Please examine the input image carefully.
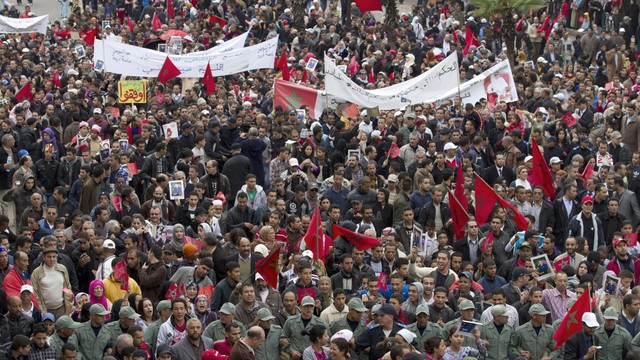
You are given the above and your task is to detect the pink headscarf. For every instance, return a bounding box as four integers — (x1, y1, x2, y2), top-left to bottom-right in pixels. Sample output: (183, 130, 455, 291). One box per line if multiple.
(89, 279, 110, 319)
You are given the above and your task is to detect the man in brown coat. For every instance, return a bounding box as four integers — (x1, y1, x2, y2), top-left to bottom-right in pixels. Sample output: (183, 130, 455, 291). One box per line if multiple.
(229, 326, 265, 360)
(622, 103, 640, 153)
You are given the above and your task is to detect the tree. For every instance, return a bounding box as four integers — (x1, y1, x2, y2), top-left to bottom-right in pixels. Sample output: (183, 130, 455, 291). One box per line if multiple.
(384, 0, 400, 46)
(468, 0, 546, 66)
(292, 0, 306, 30)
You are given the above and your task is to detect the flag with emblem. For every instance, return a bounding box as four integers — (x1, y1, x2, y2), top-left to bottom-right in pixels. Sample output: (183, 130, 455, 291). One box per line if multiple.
(274, 79, 326, 120)
(276, 52, 290, 81)
(113, 260, 129, 291)
(167, 0, 175, 20)
(157, 56, 181, 84)
(562, 112, 577, 127)
(303, 207, 330, 262)
(165, 282, 179, 300)
(183, 235, 203, 252)
(528, 139, 556, 201)
(15, 83, 33, 102)
(475, 173, 528, 230)
(388, 142, 401, 158)
(553, 290, 590, 349)
(449, 191, 470, 239)
(332, 224, 380, 250)
(481, 231, 494, 253)
(198, 284, 214, 302)
(255, 244, 281, 289)
(80, 27, 98, 46)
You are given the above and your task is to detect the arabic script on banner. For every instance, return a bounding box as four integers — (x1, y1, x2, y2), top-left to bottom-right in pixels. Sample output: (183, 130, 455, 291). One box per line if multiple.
(118, 81, 147, 103)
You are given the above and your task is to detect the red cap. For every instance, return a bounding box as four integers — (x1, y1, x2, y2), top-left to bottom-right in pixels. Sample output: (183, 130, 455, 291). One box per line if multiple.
(202, 350, 228, 360)
(416, 119, 426, 127)
(582, 195, 594, 204)
(614, 238, 627, 247)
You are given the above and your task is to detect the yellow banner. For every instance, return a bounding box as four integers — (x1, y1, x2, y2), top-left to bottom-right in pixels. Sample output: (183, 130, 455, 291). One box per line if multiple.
(118, 80, 147, 103)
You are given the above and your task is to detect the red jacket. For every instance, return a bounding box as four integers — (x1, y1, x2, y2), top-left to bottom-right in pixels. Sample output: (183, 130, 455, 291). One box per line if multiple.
(4, 266, 39, 307)
(606, 256, 640, 285)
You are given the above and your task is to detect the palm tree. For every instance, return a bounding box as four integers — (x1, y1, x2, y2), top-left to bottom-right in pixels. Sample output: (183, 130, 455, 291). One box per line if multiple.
(384, 0, 400, 46)
(292, 0, 306, 30)
(469, 0, 546, 66)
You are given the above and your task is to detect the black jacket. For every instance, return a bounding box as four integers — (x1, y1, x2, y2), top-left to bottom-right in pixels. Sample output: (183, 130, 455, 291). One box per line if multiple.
(356, 324, 404, 360)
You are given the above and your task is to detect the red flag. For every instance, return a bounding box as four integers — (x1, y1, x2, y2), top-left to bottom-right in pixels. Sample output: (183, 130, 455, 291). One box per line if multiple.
(52, 72, 61, 88)
(553, 291, 591, 349)
(303, 207, 330, 261)
(368, 67, 375, 84)
(581, 162, 594, 184)
(178, 282, 186, 298)
(481, 231, 494, 253)
(208, 15, 228, 28)
(184, 235, 203, 252)
(113, 260, 129, 291)
(111, 196, 122, 212)
(198, 284, 214, 302)
(354, 0, 382, 12)
(165, 283, 179, 300)
(625, 233, 639, 247)
(343, 103, 360, 119)
(528, 139, 556, 201)
(462, 24, 480, 56)
(277, 52, 291, 81)
(475, 174, 528, 230)
(152, 13, 162, 31)
(449, 191, 470, 239)
(537, 17, 550, 34)
(301, 69, 308, 84)
(455, 163, 469, 212)
(273, 79, 324, 120)
(127, 162, 138, 175)
(127, 17, 135, 32)
(15, 83, 33, 102)
(167, 0, 174, 20)
(452, 29, 459, 43)
(388, 142, 401, 158)
(157, 56, 181, 84)
(203, 62, 216, 96)
(331, 224, 380, 250)
(80, 27, 98, 46)
(562, 112, 577, 127)
(255, 245, 281, 289)
(377, 272, 388, 290)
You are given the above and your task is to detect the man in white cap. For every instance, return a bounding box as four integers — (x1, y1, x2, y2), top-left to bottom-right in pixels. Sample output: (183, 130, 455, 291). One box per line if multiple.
(564, 312, 600, 359)
(596, 307, 631, 359)
(96, 239, 117, 279)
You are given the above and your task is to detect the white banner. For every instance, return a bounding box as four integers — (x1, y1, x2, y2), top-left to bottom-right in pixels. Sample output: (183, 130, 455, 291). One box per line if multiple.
(324, 53, 459, 110)
(94, 36, 277, 78)
(182, 30, 249, 56)
(0, 14, 48, 34)
(439, 60, 519, 105)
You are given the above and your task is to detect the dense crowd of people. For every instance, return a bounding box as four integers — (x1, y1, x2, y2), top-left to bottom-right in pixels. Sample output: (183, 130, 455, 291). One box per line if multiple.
(4, 0, 640, 359)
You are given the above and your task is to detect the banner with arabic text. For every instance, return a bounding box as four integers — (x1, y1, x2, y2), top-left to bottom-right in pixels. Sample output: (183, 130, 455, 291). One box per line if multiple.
(439, 60, 519, 105)
(0, 14, 48, 34)
(94, 36, 277, 78)
(324, 53, 459, 110)
(118, 80, 147, 103)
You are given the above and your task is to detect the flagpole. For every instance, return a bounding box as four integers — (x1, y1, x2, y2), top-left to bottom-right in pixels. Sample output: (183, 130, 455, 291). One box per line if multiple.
(241, 243, 281, 285)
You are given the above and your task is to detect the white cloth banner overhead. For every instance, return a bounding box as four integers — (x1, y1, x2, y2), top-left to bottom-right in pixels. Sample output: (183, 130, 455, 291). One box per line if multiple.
(182, 30, 249, 56)
(0, 15, 48, 34)
(324, 53, 459, 110)
(94, 36, 277, 78)
(439, 60, 519, 105)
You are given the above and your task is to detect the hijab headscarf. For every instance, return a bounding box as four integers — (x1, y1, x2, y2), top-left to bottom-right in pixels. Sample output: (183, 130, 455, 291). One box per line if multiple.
(89, 279, 110, 320)
(42, 128, 59, 159)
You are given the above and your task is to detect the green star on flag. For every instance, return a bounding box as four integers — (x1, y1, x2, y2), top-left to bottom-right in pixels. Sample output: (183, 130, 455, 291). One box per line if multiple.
(273, 79, 326, 120)
(285, 90, 303, 109)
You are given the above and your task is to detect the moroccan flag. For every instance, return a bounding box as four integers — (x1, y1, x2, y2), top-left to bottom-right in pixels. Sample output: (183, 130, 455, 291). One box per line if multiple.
(553, 256, 571, 272)
(127, 17, 135, 32)
(167, 0, 174, 20)
(455, 163, 468, 212)
(303, 207, 329, 261)
(273, 79, 326, 120)
(625, 233, 639, 247)
(178, 282, 186, 298)
(562, 112, 577, 127)
(581, 162, 594, 184)
(165, 283, 179, 300)
(449, 191, 470, 239)
(354, 0, 382, 12)
(462, 24, 480, 56)
(152, 13, 162, 31)
(184, 235, 203, 252)
(377, 272, 389, 290)
(113, 260, 129, 291)
(332, 224, 380, 250)
(553, 291, 590, 349)
(52, 72, 61, 88)
(368, 67, 375, 84)
(15, 83, 33, 102)
(475, 174, 528, 230)
(255, 244, 281, 289)
(203, 62, 216, 96)
(209, 15, 228, 28)
(276, 52, 291, 81)
(537, 16, 550, 34)
(198, 284, 214, 302)
(127, 162, 138, 175)
(529, 139, 556, 201)
(481, 231, 494, 253)
(388, 142, 400, 158)
(80, 27, 98, 46)
(452, 29, 459, 43)
(158, 56, 181, 84)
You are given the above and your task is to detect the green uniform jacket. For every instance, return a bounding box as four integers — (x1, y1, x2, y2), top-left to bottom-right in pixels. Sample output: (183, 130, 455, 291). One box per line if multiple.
(74, 322, 113, 360)
(50, 333, 79, 358)
(509, 322, 555, 360)
(480, 321, 512, 360)
(596, 324, 631, 360)
(144, 319, 162, 354)
(281, 315, 327, 353)
(203, 319, 247, 341)
(103, 321, 127, 347)
(329, 316, 367, 338)
(256, 325, 283, 360)
(406, 322, 443, 352)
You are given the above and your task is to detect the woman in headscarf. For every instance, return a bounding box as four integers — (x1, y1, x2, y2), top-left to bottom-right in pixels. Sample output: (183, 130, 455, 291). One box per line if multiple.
(41, 128, 60, 159)
(169, 224, 186, 254)
(89, 279, 112, 320)
(412, 17, 425, 40)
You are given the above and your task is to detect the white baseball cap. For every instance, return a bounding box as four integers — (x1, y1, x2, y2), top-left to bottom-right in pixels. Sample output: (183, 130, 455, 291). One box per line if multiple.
(103, 240, 116, 250)
(444, 142, 458, 151)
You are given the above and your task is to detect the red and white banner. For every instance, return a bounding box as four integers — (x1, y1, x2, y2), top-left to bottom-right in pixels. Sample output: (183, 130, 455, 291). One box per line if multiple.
(440, 60, 518, 105)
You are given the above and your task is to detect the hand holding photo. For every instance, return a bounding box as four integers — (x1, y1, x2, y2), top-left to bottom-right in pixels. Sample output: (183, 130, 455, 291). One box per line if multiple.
(169, 180, 185, 200)
(531, 254, 554, 281)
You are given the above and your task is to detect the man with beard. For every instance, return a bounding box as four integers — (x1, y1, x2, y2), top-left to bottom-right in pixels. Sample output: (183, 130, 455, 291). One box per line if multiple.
(232, 283, 269, 328)
(564, 312, 601, 359)
(140, 185, 176, 222)
(201, 160, 231, 200)
(553, 237, 585, 271)
(173, 318, 214, 360)
(607, 237, 640, 285)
